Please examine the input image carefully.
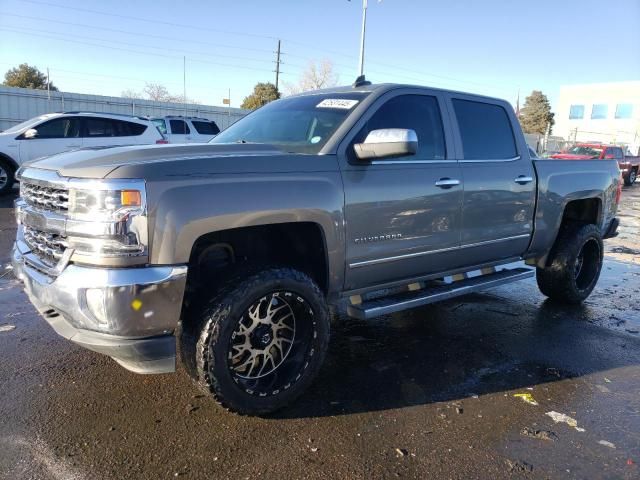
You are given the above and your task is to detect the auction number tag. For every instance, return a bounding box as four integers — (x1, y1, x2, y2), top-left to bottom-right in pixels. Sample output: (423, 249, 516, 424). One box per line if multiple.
(316, 99, 359, 109)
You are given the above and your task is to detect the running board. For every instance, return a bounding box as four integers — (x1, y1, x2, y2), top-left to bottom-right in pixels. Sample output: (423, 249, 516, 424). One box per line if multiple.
(347, 267, 534, 320)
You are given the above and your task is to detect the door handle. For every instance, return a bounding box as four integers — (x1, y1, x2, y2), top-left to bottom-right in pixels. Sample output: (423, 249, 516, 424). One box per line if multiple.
(435, 178, 460, 188)
(514, 175, 533, 184)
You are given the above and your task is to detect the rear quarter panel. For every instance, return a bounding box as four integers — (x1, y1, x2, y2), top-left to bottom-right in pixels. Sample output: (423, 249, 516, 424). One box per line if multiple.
(527, 159, 620, 260)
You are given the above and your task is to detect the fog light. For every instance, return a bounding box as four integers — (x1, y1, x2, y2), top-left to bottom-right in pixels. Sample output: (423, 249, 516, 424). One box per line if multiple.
(85, 288, 109, 327)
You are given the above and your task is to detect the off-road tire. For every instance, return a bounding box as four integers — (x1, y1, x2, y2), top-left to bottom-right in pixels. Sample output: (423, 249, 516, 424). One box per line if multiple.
(192, 267, 330, 415)
(624, 168, 637, 186)
(536, 223, 603, 304)
(0, 158, 15, 195)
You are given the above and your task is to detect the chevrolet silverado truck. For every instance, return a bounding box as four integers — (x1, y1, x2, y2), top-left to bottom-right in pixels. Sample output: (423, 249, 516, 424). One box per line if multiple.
(551, 143, 639, 186)
(11, 80, 622, 415)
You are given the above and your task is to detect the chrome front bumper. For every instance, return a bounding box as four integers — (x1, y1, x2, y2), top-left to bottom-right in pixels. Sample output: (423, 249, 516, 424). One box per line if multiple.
(11, 241, 188, 374)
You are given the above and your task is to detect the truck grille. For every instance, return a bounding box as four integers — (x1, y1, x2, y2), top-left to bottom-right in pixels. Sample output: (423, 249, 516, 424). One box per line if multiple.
(23, 225, 68, 266)
(21, 182, 69, 213)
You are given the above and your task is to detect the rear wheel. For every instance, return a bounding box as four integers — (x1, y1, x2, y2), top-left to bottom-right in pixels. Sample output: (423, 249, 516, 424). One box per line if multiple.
(0, 158, 15, 195)
(192, 267, 330, 415)
(536, 223, 603, 304)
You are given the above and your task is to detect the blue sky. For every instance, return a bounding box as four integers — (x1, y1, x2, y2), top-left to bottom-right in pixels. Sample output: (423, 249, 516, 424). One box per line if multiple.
(1, 0, 639, 110)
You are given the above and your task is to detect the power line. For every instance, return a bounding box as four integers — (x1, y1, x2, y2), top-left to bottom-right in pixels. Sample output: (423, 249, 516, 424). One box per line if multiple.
(11, 0, 504, 90)
(16, 0, 277, 40)
(3, 25, 275, 66)
(8, 0, 515, 93)
(0, 14, 313, 76)
(0, 27, 279, 75)
(2, 13, 275, 56)
(3, 25, 506, 95)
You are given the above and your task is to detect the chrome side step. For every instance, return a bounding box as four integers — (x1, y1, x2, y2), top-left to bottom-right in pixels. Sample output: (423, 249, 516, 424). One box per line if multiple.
(346, 267, 534, 320)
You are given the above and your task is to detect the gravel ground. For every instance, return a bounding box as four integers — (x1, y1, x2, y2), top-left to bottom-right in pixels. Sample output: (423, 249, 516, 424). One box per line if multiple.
(0, 184, 639, 480)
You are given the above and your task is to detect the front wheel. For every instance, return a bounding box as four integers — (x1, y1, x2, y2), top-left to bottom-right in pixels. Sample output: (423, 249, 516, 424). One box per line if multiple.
(193, 268, 330, 415)
(536, 223, 603, 304)
(624, 169, 637, 186)
(0, 158, 15, 195)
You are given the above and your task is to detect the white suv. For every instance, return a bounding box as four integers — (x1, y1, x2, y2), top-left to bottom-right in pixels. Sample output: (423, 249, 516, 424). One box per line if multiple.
(152, 116, 220, 144)
(0, 112, 165, 194)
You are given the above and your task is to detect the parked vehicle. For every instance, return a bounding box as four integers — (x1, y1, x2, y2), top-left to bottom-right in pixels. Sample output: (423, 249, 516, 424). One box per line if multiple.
(12, 81, 621, 415)
(0, 112, 165, 194)
(551, 143, 640, 186)
(151, 116, 220, 143)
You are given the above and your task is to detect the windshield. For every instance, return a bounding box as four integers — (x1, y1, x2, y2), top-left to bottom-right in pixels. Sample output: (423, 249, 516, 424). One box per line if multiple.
(2, 114, 55, 134)
(566, 146, 603, 158)
(210, 92, 368, 154)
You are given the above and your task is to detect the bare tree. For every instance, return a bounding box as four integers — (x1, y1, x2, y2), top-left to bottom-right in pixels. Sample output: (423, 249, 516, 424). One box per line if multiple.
(284, 59, 339, 95)
(120, 83, 200, 104)
(143, 83, 172, 102)
(121, 88, 142, 99)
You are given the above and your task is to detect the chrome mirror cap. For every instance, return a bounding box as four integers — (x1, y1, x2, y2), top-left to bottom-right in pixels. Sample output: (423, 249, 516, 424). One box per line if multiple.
(354, 128, 418, 161)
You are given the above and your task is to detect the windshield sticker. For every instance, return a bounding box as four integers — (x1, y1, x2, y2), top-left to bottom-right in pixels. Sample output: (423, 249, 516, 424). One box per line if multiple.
(310, 136, 322, 144)
(316, 99, 359, 109)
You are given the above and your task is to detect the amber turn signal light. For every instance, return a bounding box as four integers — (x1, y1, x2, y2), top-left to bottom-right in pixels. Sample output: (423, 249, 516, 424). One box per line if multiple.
(121, 190, 142, 207)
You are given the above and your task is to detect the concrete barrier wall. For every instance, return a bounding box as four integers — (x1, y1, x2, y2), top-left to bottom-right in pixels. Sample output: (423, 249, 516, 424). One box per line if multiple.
(0, 86, 247, 132)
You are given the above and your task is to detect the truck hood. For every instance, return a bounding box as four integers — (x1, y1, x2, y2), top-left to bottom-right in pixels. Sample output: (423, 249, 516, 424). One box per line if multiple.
(22, 143, 287, 178)
(550, 153, 599, 160)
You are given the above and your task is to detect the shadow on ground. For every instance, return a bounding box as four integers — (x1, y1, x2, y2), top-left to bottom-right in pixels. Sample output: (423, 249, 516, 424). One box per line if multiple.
(273, 293, 640, 419)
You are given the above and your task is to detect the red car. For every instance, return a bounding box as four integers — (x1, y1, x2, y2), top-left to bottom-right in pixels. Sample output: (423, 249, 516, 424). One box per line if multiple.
(552, 144, 639, 186)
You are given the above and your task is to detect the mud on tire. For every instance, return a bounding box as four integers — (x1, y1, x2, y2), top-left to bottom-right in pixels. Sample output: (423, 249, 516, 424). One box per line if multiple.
(189, 267, 330, 415)
(536, 223, 603, 304)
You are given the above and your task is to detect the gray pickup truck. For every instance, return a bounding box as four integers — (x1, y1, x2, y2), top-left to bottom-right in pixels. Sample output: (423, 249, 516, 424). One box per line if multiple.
(11, 81, 621, 415)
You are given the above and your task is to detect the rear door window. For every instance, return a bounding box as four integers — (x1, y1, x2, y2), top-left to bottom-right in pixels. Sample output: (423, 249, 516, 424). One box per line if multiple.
(192, 120, 220, 135)
(353, 94, 446, 160)
(169, 119, 190, 134)
(452, 99, 517, 160)
(84, 117, 115, 137)
(112, 120, 147, 137)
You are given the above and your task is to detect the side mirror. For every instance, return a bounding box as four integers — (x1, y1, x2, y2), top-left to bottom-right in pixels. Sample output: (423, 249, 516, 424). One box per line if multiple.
(354, 128, 418, 161)
(23, 128, 38, 139)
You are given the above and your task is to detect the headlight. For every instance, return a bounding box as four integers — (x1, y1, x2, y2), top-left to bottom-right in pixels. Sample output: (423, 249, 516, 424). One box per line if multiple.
(69, 186, 143, 221)
(65, 179, 148, 264)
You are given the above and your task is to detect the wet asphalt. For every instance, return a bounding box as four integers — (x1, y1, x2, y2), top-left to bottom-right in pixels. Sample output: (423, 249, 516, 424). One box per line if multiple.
(0, 185, 639, 480)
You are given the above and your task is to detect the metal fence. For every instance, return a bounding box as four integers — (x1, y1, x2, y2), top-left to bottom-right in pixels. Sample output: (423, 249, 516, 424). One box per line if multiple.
(0, 86, 247, 132)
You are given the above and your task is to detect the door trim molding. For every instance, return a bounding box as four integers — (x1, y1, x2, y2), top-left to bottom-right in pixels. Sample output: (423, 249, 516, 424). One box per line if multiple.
(348, 234, 530, 269)
(459, 156, 521, 164)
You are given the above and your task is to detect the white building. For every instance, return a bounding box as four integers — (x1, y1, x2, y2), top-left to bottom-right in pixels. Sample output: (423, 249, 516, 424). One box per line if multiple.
(554, 81, 640, 155)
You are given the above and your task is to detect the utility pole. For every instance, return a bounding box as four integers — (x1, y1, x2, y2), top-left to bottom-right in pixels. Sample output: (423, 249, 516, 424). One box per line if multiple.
(274, 39, 282, 91)
(543, 121, 551, 153)
(46, 67, 51, 104)
(183, 56, 187, 118)
(358, 0, 368, 76)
